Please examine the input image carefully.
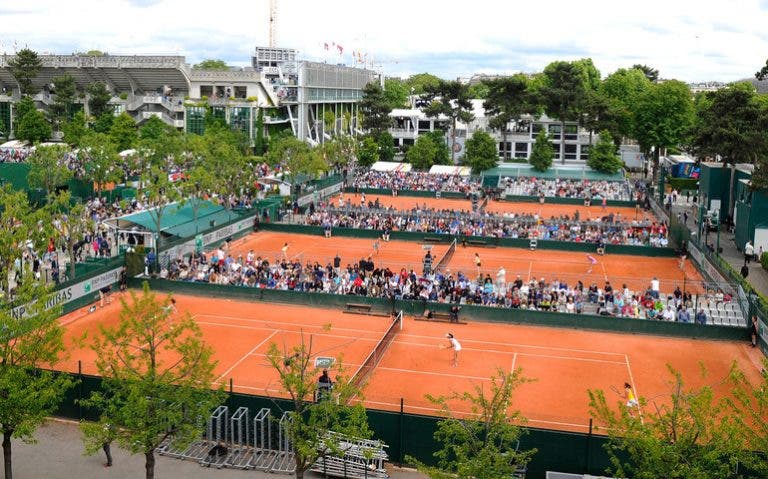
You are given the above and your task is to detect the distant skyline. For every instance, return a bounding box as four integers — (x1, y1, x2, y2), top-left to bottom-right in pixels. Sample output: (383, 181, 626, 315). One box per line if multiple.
(1, 0, 767, 82)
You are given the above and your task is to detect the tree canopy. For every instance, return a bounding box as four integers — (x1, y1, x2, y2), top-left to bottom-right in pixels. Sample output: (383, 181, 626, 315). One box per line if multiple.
(86, 82, 112, 118)
(529, 130, 554, 172)
(463, 130, 498, 173)
(359, 81, 392, 135)
(587, 130, 623, 174)
(8, 48, 42, 95)
(14, 108, 51, 144)
(422, 79, 474, 164)
(193, 59, 229, 70)
(407, 134, 439, 169)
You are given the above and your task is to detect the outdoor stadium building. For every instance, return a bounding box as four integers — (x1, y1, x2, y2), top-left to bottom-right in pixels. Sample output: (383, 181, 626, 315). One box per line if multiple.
(0, 47, 378, 145)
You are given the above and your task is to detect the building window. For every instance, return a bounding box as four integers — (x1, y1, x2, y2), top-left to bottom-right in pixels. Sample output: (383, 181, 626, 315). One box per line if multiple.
(514, 142, 529, 159)
(548, 124, 562, 140)
(564, 124, 578, 141)
(564, 143, 577, 160)
(234, 86, 247, 99)
(200, 85, 213, 98)
(580, 145, 590, 161)
(186, 106, 206, 135)
(230, 107, 250, 134)
(418, 120, 431, 132)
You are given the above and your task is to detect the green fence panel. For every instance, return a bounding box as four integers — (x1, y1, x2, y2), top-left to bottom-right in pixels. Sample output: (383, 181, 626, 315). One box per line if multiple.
(504, 195, 638, 208)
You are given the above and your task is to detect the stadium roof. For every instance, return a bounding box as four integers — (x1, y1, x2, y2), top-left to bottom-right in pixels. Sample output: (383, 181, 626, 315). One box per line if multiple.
(482, 164, 625, 181)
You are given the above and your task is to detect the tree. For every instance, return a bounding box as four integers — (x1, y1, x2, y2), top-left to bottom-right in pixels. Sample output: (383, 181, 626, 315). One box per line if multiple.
(86, 82, 112, 118)
(727, 359, 768, 475)
(587, 130, 623, 174)
(109, 112, 137, 152)
(690, 83, 768, 215)
(138, 116, 173, 143)
(467, 82, 489, 99)
(12, 97, 35, 124)
(422, 80, 474, 164)
(410, 368, 536, 479)
(50, 191, 92, 280)
(359, 81, 392, 135)
(588, 365, 744, 479)
(600, 68, 652, 140)
(425, 131, 450, 166)
(356, 136, 379, 168)
(539, 61, 589, 164)
(265, 334, 371, 479)
(483, 75, 534, 159)
(377, 131, 396, 161)
(0, 185, 76, 479)
(383, 77, 409, 109)
(254, 108, 266, 155)
(323, 110, 336, 136)
(320, 135, 356, 173)
(463, 131, 498, 173)
(80, 132, 122, 199)
(50, 74, 77, 130)
(26, 144, 73, 197)
(91, 112, 114, 134)
(406, 134, 439, 169)
(634, 80, 694, 182)
(61, 111, 88, 147)
(15, 109, 51, 144)
(193, 59, 229, 70)
(529, 130, 554, 172)
(7, 48, 42, 95)
(83, 283, 222, 479)
(632, 64, 660, 83)
(200, 128, 258, 214)
(405, 73, 442, 95)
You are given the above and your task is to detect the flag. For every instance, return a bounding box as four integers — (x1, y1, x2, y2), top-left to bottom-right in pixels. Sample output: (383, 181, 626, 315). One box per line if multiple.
(324, 42, 329, 50)
(337, 44, 343, 54)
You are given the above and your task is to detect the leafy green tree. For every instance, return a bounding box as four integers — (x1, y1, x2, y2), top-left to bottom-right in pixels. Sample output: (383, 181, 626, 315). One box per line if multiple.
(50, 74, 77, 130)
(539, 61, 589, 164)
(8, 48, 42, 95)
(265, 334, 371, 479)
(359, 81, 392, 135)
(425, 131, 450, 166)
(86, 82, 112, 118)
(407, 134, 439, 169)
(254, 108, 266, 155)
(529, 130, 554, 172)
(588, 365, 744, 479)
(422, 79, 474, 164)
(410, 368, 536, 479)
(0, 185, 76, 479)
(12, 96, 35, 124)
(80, 132, 122, 198)
(201, 128, 258, 214)
(51, 191, 92, 279)
(690, 82, 768, 214)
(83, 283, 222, 479)
(109, 112, 137, 151)
(377, 131, 396, 161)
(632, 64, 660, 83)
(15, 109, 51, 144)
(356, 135, 379, 167)
(91, 112, 114, 134)
(193, 59, 229, 70)
(138, 115, 173, 143)
(756, 59, 768, 80)
(26, 144, 73, 197)
(320, 135, 356, 173)
(384, 77, 409, 109)
(580, 90, 623, 146)
(634, 80, 695, 182)
(323, 110, 336, 135)
(601, 68, 652, 139)
(405, 73, 442, 95)
(483, 75, 534, 159)
(467, 82, 489, 99)
(463, 130, 498, 173)
(61, 111, 88, 147)
(587, 130, 623, 174)
(727, 359, 768, 475)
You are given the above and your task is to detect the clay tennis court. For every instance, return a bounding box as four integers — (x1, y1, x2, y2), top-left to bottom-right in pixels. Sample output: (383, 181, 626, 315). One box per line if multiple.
(336, 193, 655, 222)
(229, 231, 704, 294)
(55, 293, 763, 433)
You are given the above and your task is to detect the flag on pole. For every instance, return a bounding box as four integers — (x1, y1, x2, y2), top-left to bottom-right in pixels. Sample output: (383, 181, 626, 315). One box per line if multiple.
(337, 44, 344, 54)
(324, 42, 329, 50)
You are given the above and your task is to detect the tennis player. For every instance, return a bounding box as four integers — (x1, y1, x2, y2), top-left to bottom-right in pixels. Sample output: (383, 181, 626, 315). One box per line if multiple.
(163, 298, 177, 315)
(474, 253, 481, 274)
(586, 254, 598, 273)
(624, 382, 639, 408)
(446, 333, 462, 367)
(281, 242, 290, 259)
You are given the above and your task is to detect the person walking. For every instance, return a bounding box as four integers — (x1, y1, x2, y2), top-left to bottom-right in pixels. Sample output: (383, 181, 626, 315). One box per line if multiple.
(751, 315, 759, 348)
(745, 241, 755, 264)
(741, 262, 750, 279)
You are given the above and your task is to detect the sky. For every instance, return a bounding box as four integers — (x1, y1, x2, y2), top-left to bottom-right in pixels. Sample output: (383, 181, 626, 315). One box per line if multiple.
(1, 0, 767, 82)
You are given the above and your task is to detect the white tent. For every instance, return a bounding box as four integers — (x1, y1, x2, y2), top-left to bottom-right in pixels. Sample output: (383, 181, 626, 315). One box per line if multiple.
(119, 149, 137, 157)
(370, 161, 412, 172)
(429, 165, 472, 176)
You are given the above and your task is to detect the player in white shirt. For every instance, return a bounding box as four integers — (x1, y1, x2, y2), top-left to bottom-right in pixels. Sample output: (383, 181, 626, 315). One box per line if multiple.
(446, 333, 462, 367)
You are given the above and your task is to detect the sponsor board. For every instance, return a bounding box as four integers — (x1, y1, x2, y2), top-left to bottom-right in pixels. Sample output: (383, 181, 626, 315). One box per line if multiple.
(11, 267, 123, 320)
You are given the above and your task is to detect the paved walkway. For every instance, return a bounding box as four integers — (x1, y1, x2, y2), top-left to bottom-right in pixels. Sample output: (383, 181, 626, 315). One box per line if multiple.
(670, 201, 768, 298)
(12, 419, 426, 479)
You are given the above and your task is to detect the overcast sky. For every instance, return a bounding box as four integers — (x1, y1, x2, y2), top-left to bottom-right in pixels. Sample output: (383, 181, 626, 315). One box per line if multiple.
(1, 0, 767, 82)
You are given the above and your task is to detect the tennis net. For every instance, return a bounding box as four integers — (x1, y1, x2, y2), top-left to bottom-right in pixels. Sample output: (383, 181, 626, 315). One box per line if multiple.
(349, 310, 402, 390)
(433, 239, 457, 273)
(479, 195, 490, 210)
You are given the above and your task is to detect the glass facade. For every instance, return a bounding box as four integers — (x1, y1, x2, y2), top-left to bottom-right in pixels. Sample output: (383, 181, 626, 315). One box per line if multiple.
(229, 107, 250, 134)
(0, 102, 11, 136)
(186, 106, 206, 135)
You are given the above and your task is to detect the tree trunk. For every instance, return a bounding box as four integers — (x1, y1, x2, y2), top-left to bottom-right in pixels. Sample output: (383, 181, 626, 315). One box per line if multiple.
(450, 118, 457, 165)
(559, 120, 566, 165)
(144, 450, 155, 479)
(68, 240, 76, 280)
(3, 429, 13, 479)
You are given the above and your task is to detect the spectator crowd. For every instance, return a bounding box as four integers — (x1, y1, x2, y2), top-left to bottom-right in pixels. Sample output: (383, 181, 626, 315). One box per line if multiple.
(351, 171, 480, 194)
(501, 177, 634, 201)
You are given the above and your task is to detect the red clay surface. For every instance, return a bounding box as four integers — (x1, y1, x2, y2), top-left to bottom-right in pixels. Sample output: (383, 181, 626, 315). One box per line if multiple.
(336, 193, 655, 223)
(229, 231, 704, 294)
(56, 293, 764, 433)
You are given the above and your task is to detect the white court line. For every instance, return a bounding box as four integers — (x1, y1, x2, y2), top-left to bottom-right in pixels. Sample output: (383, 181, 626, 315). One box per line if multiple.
(399, 331, 625, 358)
(215, 330, 278, 382)
(197, 320, 383, 344)
(527, 260, 533, 280)
(511, 352, 518, 372)
(195, 313, 390, 336)
(601, 261, 608, 281)
(375, 366, 488, 381)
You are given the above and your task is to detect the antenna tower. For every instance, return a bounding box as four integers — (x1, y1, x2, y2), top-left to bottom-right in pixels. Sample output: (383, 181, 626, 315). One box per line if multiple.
(268, 0, 278, 47)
